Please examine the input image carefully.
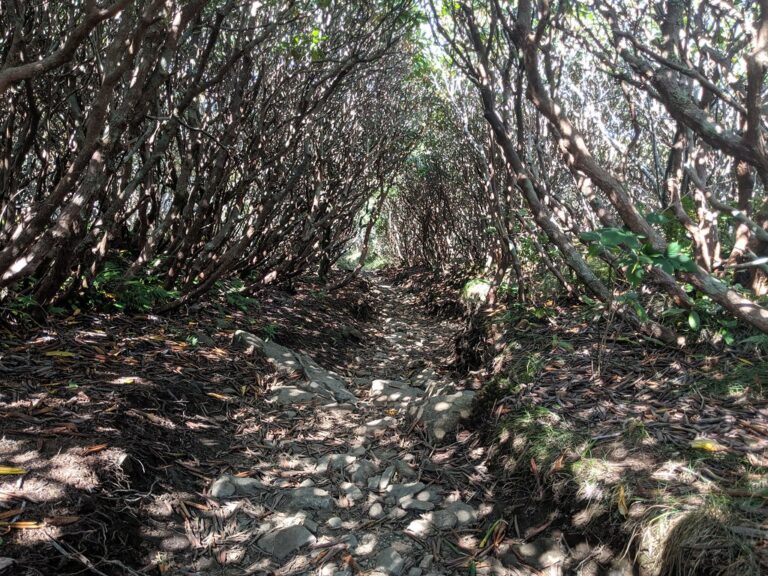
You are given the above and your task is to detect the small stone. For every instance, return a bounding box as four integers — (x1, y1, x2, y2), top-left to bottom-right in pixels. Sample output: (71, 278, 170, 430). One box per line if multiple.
(406, 518, 433, 537)
(445, 501, 477, 526)
(389, 507, 408, 520)
(395, 460, 417, 479)
(299, 478, 316, 487)
(347, 459, 378, 484)
(379, 465, 396, 491)
(210, 474, 265, 498)
(287, 487, 334, 510)
(389, 482, 425, 500)
(415, 487, 441, 503)
(374, 547, 404, 576)
(429, 509, 457, 530)
(341, 482, 364, 501)
(408, 569, 423, 576)
(369, 502, 384, 518)
(368, 475, 382, 491)
(419, 555, 433, 570)
(257, 524, 315, 560)
(359, 417, 397, 436)
(327, 517, 343, 530)
(400, 497, 434, 511)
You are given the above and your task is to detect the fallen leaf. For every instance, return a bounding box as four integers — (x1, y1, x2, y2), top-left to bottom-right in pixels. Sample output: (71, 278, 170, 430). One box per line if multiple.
(44, 350, 76, 357)
(0, 509, 23, 520)
(0, 521, 43, 529)
(45, 515, 80, 526)
(616, 484, 628, 516)
(83, 444, 108, 455)
(690, 438, 725, 452)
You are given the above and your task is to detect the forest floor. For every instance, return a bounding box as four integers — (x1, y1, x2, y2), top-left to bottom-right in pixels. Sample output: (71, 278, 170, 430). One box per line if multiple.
(0, 271, 766, 575)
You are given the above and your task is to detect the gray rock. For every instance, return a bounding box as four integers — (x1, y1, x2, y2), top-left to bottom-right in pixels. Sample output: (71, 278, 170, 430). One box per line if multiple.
(286, 486, 334, 510)
(406, 517, 433, 537)
(388, 482, 425, 500)
(427, 509, 457, 530)
(395, 460, 417, 480)
(347, 459, 378, 484)
(445, 501, 478, 526)
(369, 502, 384, 518)
(300, 354, 357, 402)
(210, 474, 265, 498)
(410, 368, 437, 388)
(410, 391, 475, 442)
(379, 465, 396, 491)
(327, 517, 343, 530)
(341, 482, 364, 501)
(368, 475, 382, 491)
(389, 507, 408, 520)
(358, 416, 397, 436)
(317, 453, 357, 473)
(271, 386, 317, 405)
(408, 569, 423, 576)
(233, 330, 301, 372)
(419, 555, 433, 570)
(374, 547, 405, 576)
(370, 379, 423, 405)
(258, 524, 315, 560)
(501, 538, 565, 571)
(400, 497, 434, 511)
(416, 487, 441, 503)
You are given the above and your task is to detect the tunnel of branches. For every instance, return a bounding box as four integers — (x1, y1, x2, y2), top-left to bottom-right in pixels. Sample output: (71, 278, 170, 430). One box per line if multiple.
(2, 0, 768, 342)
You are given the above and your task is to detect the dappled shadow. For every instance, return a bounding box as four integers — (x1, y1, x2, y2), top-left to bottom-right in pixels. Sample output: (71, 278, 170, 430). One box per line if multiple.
(472, 301, 768, 574)
(0, 298, 276, 574)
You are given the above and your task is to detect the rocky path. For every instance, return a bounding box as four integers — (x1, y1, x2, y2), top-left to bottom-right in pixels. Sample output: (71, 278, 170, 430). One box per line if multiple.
(211, 280, 499, 575)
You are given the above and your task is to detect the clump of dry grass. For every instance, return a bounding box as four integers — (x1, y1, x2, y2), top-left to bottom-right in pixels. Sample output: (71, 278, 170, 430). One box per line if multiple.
(657, 506, 761, 576)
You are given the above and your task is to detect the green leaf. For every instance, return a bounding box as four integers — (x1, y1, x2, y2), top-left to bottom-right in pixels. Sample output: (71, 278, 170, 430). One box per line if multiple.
(688, 310, 701, 331)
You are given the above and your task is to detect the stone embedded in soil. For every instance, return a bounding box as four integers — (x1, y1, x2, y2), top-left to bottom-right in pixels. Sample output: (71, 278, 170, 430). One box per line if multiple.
(445, 501, 478, 526)
(286, 486, 334, 510)
(388, 482, 425, 500)
(374, 547, 405, 576)
(271, 386, 317, 405)
(358, 416, 397, 436)
(400, 496, 434, 511)
(406, 517, 433, 537)
(379, 465, 396, 491)
(370, 379, 423, 405)
(410, 390, 475, 442)
(233, 330, 300, 372)
(210, 474, 265, 498)
(317, 453, 357, 473)
(327, 517, 343, 530)
(395, 459, 417, 479)
(340, 482, 364, 501)
(427, 509, 457, 530)
(501, 537, 565, 571)
(347, 459, 378, 484)
(257, 524, 315, 560)
(415, 487, 441, 502)
(369, 502, 385, 518)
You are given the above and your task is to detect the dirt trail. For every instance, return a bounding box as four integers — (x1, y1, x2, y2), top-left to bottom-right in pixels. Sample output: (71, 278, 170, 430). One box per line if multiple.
(214, 279, 494, 575)
(1, 276, 612, 575)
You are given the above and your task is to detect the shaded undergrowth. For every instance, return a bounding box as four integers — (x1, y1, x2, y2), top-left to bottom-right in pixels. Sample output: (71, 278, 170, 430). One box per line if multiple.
(471, 303, 768, 575)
